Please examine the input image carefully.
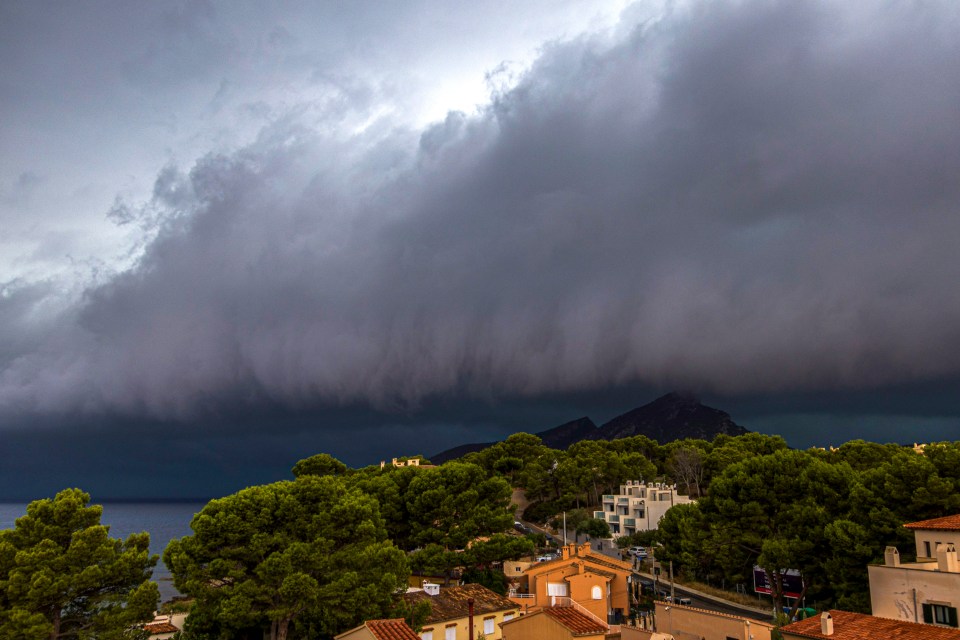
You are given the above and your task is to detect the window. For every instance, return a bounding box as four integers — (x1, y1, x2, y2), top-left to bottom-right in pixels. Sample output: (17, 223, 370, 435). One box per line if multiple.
(923, 603, 959, 627)
(445, 624, 457, 640)
(925, 541, 932, 557)
(591, 585, 603, 600)
(421, 629, 433, 640)
(547, 582, 569, 597)
(503, 613, 514, 622)
(484, 618, 495, 635)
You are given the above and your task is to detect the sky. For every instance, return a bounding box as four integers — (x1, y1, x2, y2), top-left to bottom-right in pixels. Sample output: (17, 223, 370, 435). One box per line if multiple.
(2, 0, 960, 500)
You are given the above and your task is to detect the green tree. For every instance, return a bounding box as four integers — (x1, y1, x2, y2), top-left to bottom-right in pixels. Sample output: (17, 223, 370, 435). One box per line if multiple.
(291, 453, 349, 478)
(577, 518, 611, 539)
(164, 476, 409, 640)
(0, 488, 159, 640)
(697, 450, 857, 618)
(404, 462, 514, 551)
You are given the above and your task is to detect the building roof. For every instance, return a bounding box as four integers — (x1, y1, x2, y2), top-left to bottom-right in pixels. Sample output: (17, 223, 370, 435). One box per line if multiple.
(653, 601, 774, 627)
(781, 610, 960, 640)
(335, 619, 422, 640)
(524, 544, 632, 578)
(364, 619, 422, 640)
(543, 606, 609, 636)
(904, 514, 960, 531)
(403, 583, 518, 624)
(144, 622, 180, 634)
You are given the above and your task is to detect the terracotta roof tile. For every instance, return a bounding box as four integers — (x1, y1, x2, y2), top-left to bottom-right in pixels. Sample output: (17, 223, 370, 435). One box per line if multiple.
(781, 610, 960, 640)
(904, 514, 960, 531)
(403, 583, 519, 624)
(366, 619, 422, 640)
(544, 606, 609, 636)
(144, 622, 180, 634)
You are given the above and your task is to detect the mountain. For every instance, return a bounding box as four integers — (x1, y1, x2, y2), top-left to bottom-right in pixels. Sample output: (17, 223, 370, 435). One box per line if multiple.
(535, 416, 598, 449)
(430, 392, 748, 463)
(591, 391, 748, 443)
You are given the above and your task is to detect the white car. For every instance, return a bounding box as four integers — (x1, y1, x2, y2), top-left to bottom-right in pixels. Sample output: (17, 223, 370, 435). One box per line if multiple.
(628, 546, 648, 558)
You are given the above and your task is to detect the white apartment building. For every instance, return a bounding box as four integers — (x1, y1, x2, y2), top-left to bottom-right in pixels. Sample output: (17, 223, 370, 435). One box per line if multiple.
(868, 514, 960, 629)
(593, 481, 693, 536)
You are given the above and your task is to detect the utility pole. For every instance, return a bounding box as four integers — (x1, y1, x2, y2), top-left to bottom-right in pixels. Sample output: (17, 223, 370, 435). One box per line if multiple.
(669, 561, 675, 603)
(563, 511, 567, 545)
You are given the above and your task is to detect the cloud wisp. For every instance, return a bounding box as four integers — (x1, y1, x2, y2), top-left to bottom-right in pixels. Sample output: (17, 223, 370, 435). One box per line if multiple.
(3, 1, 960, 424)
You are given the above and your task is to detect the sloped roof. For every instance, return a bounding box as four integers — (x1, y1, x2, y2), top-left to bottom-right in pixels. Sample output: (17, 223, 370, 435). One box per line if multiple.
(544, 607, 609, 636)
(145, 622, 180, 634)
(904, 514, 960, 531)
(365, 619, 422, 640)
(524, 547, 631, 578)
(781, 610, 960, 640)
(403, 583, 518, 624)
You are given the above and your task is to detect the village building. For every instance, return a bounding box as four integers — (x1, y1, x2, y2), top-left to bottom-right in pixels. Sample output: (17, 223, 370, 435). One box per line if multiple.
(867, 514, 960, 628)
(593, 481, 693, 535)
(651, 601, 774, 640)
(336, 618, 423, 640)
(500, 604, 609, 640)
(780, 610, 960, 640)
(507, 542, 634, 624)
(402, 582, 520, 640)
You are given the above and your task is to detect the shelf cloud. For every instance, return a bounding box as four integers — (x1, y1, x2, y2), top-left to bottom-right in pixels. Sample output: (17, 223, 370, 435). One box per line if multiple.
(3, 0, 960, 425)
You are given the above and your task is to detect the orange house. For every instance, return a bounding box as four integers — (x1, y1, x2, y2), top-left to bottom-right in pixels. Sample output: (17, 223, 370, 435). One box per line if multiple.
(509, 543, 634, 623)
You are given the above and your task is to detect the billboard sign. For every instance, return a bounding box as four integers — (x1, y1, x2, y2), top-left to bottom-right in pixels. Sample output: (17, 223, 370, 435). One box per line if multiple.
(753, 566, 804, 599)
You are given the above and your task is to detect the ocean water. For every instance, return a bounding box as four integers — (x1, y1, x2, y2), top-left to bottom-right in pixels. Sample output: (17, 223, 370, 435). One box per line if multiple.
(0, 501, 206, 604)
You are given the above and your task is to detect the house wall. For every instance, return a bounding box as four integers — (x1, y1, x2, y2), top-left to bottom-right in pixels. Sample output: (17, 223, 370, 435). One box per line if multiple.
(620, 628, 675, 640)
(868, 563, 960, 623)
(336, 627, 377, 640)
(419, 609, 519, 640)
(566, 570, 612, 621)
(653, 603, 774, 640)
(912, 529, 960, 560)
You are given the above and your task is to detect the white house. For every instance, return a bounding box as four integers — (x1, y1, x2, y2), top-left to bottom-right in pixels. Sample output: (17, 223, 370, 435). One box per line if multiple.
(867, 514, 960, 628)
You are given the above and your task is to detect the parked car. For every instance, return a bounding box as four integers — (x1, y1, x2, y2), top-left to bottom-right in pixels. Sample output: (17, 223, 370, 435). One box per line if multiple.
(628, 546, 648, 558)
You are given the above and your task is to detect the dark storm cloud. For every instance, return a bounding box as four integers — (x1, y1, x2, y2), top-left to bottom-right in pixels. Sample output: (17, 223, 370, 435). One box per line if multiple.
(3, 0, 960, 423)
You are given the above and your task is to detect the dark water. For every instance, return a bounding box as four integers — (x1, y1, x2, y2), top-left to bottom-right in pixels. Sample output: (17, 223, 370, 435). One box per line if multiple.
(0, 501, 205, 604)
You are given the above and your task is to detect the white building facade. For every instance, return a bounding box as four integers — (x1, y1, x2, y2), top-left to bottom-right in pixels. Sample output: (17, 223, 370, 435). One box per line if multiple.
(594, 481, 693, 536)
(868, 514, 960, 629)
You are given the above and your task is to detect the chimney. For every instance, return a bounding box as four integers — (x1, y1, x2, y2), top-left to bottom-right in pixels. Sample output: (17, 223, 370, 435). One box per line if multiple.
(562, 545, 572, 560)
(937, 543, 959, 573)
(820, 612, 833, 636)
(423, 583, 440, 596)
(884, 546, 900, 567)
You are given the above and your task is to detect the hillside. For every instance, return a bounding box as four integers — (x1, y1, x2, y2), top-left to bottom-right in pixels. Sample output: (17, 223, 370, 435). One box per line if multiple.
(430, 392, 749, 463)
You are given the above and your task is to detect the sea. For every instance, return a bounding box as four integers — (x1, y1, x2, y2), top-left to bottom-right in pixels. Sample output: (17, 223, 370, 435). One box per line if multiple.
(0, 501, 205, 604)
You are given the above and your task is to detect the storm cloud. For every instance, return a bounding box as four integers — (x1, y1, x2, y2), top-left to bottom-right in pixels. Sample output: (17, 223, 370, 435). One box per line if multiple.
(3, 0, 960, 426)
